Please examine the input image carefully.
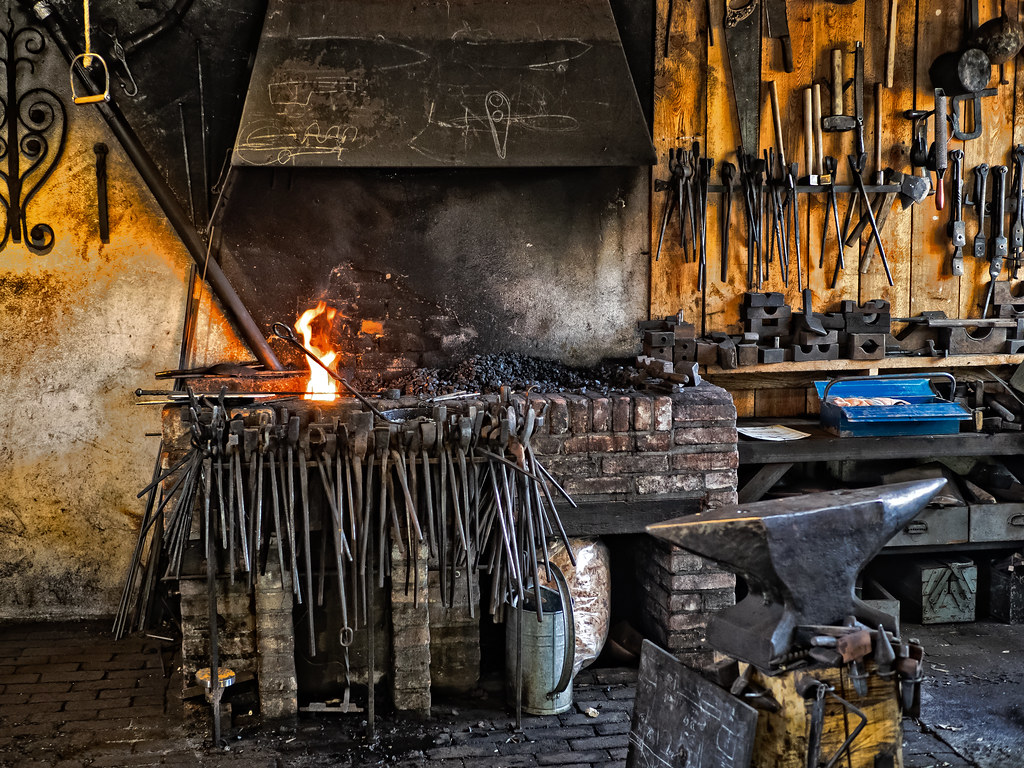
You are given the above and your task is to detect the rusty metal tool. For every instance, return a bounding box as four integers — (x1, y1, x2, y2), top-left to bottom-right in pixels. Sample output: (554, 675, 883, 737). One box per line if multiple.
(949, 149, 966, 275)
(721, 161, 736, 281)
(787, 162, 803, 290)
(654, 149, 680, 261)
(93, 143, 110, 242)
(819, 156, 845, 273)
(647, 479, 946, 671)
(764, 0, 793, 73)
(933, 89, 948, 210)
(973, 163, 990, 260)
(848, 154, 895, 286)
(1010, 145, 1024, 277)
(802, 88, 818, 184)
(874, 83, 885, 185)
(724, 0, 762, 155)
(982, 165, 1009, 319)
(298, 426, 316, 654)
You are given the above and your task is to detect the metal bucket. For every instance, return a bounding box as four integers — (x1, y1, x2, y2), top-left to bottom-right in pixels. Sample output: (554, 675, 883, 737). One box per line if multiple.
(505, 563, 575, 716)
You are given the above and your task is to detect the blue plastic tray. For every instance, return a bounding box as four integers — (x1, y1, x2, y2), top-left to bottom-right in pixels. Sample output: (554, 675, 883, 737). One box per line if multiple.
(814, 376, 970, 437)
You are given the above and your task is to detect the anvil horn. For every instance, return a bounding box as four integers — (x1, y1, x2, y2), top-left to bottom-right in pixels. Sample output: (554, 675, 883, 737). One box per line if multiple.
(647, 479, 946, 671)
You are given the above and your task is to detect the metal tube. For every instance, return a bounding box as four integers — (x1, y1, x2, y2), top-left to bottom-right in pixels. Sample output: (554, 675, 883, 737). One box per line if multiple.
(24, 1, 283, 370)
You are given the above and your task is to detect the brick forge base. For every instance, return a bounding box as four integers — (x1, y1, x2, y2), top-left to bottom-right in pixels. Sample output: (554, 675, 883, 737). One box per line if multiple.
(526, 384, 738, 667)
(169, 383, 739, 717)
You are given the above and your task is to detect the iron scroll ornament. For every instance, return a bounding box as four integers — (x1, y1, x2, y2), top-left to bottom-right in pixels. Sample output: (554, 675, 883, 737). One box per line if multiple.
(1, 6, 67, 255)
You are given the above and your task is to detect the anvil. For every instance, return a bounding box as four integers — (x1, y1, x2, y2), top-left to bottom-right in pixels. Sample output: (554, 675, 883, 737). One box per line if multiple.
(647, 479, 946, 672)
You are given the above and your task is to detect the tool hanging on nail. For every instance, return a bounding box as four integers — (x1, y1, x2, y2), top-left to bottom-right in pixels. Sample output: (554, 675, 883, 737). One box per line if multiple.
(764, 0, 793, 73)
(982, 165, 1008, 319)
(948, 149, 966, 276)
(720, 161, 736, 282)
(931, 89, 948, 211)
(70, 0, 111, 105)
(971, 163, 990, 261)
(1010, 145, 1024, 278)
(93, 143, 110, 243)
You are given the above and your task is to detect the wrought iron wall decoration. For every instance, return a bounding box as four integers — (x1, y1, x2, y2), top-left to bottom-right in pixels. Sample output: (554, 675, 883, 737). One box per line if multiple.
(1, 6, 67, 255)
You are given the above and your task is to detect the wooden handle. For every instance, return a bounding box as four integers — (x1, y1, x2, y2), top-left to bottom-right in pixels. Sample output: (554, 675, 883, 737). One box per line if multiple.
(886, 0, 899, 88)
(769, 81, 786, 171)
(813, 83, 825, 175)
(875, 82, 884, 176)
(831, 49, 844, 115)
(804, 87, 814, 175)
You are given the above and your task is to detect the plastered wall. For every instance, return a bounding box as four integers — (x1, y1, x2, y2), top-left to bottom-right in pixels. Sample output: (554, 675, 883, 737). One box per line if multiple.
(0, 8, 243, 619)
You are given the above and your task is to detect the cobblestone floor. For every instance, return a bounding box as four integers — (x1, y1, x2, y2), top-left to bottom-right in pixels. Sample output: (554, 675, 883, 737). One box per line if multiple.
(0, 621, 1014, 767)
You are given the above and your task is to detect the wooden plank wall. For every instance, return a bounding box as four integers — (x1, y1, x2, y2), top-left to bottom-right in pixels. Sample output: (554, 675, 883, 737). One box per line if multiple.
(651, 0, 1021, 416)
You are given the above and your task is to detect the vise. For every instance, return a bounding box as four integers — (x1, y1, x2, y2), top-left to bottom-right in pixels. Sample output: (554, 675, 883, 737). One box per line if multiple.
(647, 479, 946, 672)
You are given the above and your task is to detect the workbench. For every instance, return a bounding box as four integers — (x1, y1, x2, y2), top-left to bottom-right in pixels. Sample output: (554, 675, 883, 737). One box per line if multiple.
(737, 418, 1024, 549)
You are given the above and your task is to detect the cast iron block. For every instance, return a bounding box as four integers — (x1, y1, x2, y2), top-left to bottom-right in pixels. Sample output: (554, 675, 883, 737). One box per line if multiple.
(642, 344, 673, 361)
(940, 326, 1009, 355)
(743, 291, 787, 308)
(644, 330, 676, 348)
(742, 304, 793, 322)
(745, 316, 792, 339)
(759, 341, 788, 364)
(1007, 339, 1024, 354)
(671, 321, 697, 340)
(737, 343, 759, 367)
(846, 333, 886, 360)
(791, 342, 840, 362)
(718, 338, 739, 370)
(793, 328, 839, 346)
(674, 338, 697, 363)
(695, 339, 720, 366)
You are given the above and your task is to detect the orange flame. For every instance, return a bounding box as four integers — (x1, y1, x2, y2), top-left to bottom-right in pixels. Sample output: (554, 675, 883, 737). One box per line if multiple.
(295, 302, 339, 401)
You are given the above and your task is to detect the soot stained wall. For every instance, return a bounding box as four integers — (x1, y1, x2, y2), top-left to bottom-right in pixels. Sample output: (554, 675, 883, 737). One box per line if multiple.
(219, 167, 650, 378)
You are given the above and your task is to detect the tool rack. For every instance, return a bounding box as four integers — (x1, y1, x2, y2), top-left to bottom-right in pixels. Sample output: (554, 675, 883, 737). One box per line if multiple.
(651, 0, 1024, 419)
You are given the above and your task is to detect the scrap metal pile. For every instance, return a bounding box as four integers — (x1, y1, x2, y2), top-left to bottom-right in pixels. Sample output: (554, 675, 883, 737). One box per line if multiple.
(114, 392, 576, 646)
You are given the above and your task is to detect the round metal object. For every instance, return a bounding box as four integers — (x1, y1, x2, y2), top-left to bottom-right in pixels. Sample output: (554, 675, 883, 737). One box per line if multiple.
(970, 14, 1024, 64)
(929, 48, 991, 96)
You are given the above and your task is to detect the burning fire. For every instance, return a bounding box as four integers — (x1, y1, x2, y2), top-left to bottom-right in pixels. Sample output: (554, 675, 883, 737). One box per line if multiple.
(295, 302, 339, 401)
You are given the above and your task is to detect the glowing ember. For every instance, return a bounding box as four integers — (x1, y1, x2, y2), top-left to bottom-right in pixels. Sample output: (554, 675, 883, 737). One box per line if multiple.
(295, 302, 339, 401)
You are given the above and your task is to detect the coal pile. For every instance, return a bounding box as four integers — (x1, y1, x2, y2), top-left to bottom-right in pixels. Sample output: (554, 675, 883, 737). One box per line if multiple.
(388, 353, 632, 397)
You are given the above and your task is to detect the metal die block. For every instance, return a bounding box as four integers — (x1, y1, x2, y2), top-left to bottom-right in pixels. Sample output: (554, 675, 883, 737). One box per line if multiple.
(759, 344, 787, 364)
(673, 339, 697, 363)
(745, 316, 792, 339)
(737, 343, 759, 367)
(742, 303, 793, 322)
(642, 343, 673, 361)
(644, 330, 676, 348)
(941, 326, 1009, 355)
(793, 328, 838, 346)
(743, 291, 787, 308)
(791, 343, 840, 362)
(846, 333, 886, 360)
(695, 339, 720, 366)
(1007, 339, 1024, 354)
(886, 506, 969, 548)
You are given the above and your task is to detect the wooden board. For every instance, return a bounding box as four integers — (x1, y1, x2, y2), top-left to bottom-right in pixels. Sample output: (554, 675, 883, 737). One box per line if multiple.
(749, 663, 902, 768)
(650, 0, 1022, 334)
(627, 640, 759, 768)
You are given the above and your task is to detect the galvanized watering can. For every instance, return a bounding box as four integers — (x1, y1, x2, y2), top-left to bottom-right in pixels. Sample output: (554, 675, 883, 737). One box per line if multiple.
(506, 563, 575, 715)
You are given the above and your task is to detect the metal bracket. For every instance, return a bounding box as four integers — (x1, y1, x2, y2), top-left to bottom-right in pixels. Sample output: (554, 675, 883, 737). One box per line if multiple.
(950, 89, 997, 141)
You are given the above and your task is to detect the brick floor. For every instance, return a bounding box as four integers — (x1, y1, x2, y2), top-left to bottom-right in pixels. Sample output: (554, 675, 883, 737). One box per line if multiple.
(0, 622, 993, 768)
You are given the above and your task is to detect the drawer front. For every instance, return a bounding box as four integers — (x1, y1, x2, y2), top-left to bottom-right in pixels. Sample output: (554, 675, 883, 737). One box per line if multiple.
(969, 504, 1024, 543)
(886, 506, 969, 548)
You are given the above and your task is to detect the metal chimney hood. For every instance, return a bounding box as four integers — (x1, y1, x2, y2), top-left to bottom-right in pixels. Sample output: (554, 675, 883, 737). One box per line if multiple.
(233, 0, 655, 168)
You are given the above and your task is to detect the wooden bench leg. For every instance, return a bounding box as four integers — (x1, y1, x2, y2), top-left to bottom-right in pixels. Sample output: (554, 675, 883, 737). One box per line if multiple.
(738, 463, 795, 503)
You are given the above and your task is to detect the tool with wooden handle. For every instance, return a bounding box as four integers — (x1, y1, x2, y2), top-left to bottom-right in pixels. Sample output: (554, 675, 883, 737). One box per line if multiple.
(886, 0, 899, 87)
